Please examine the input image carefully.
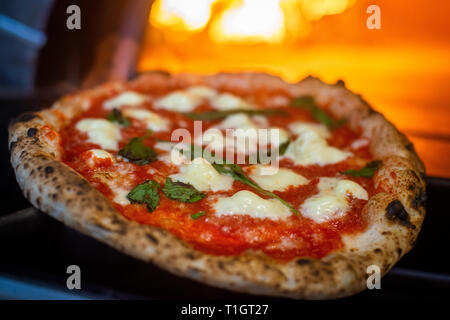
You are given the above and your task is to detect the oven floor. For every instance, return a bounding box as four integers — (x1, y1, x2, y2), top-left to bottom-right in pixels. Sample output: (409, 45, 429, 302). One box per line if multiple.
(0, 177, 449, 300)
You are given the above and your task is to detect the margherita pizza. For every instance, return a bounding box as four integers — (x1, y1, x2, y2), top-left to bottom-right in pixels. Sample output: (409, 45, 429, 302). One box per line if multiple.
(8, 72, 426, 299)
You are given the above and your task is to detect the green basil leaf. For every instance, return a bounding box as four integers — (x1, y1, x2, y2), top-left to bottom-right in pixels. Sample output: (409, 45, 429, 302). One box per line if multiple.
(127, 180, 160, 212)
(212, 163, 299, 215)
(277, 140, 291, 156)
(162, 178, 206, 203)
(292, 95, 346, 130)
(184, 108, 287, 121)
(119, 137, 157, 165)
(156, 141, 298, 214)
(341, 160, 382, 178)
(191, 211, 206, 219)
(107, 108, 130, 127)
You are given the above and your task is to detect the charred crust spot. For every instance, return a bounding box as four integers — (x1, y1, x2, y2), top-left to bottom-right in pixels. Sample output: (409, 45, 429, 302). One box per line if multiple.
(218, 261, 225, 270)
(146, 233, 159, 244)
(410, 170, 419, 181)
(96, 205, 103, 211)
(386, 200, 416, 229)
(52, 194, 58, 200)
(405, 142, 415, 152)
(382, 231, 391, 235)
(27, 128, 38, 137)
(44, 166, 54, 175)
(420, 172, 427, 180)
(366, 105, 380, 115)
(412, 191, 427, 209)
(185, 253, 195, 260)
(374, 248, 382, 254)
(335, 79, 345, 86)
(9, 141, 17, 150)
(11, 113, 38, 124)
(397, 248, 403, 256)
(296, 258, 311, 265)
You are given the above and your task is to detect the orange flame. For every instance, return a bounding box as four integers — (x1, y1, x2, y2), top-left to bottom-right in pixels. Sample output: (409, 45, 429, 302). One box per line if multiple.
(150, 0, 356, 43)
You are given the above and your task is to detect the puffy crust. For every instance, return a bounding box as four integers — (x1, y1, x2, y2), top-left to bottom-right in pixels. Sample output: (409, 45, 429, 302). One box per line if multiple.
(8, 72, 426, 299)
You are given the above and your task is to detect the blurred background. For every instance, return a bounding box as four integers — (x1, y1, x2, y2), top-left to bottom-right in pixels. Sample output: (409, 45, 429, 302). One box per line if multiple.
(1, 0, 449, 185)
(0, 0, 449, 300)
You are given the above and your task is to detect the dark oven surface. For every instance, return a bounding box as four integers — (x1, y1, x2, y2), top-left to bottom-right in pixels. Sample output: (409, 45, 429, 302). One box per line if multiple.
(1, 97, 450, 300)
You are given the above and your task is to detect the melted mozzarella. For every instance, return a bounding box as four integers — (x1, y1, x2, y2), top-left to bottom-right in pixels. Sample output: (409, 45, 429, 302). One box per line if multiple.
(83, 149, 114, 166)
(103, 91, 146, 110)
(334, 179, 369, 200)
(300, 178, 368, 223)
(288, 122, 331, 139)
(76, 119, 121, 150)
(186, 86, 218, 100)
(87, 149, 113, 159)
(122, 109, 170, 132)
(247, 165, 309, 192)
(195, 129, 225, 151)
(111, 187, 130, 206)
(213, 190, 291, 220)
(214, 115, 290, 155)
(154, 142, 190, 166)
(169, 158, 233, 192)
(262, 127, 290, 148)
(283, 130, 351, 166)
(210, 93, 254, 110)
(217, 113, 258, 130)
(154, 91, 201, 112)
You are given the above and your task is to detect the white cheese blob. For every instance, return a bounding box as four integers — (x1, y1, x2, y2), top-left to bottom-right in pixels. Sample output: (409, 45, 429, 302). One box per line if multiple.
(214, 114, 290, 155)
(111, 187, 130, 206)
(288, 122, 331, 139)
(186, 86, 218, 100)
(154, 91, 201, 112)
(87, 149, 113, 159)
(83, 149, 114, 167)
(213, 190, 291, 220)
(300, 178, 368, 223)
(247, 165, 309, 192)
(122, 109, 170, 132)
(76, 119, 121, 150)
(210, 93, 254, 110)
(283, 130, 351, 166)
(334, 179, 369, 200)
(217, 113, 258, 130)
(263, 127, 290, 148)
(169, 158, 233, 192)
(103, 91, 147, 110)
(195, 129, 225, 151)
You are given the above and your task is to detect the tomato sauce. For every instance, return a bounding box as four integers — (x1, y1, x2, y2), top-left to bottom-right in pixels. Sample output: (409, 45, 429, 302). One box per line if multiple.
(59, 85, 376, 261)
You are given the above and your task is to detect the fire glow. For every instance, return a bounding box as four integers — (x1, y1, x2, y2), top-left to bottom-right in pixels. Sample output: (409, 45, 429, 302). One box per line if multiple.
(139, 0, 450, 177)
(149, 0, 356, 43)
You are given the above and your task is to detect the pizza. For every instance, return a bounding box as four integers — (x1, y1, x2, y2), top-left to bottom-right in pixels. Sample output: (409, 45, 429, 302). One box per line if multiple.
(8, 72, 426, 299)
